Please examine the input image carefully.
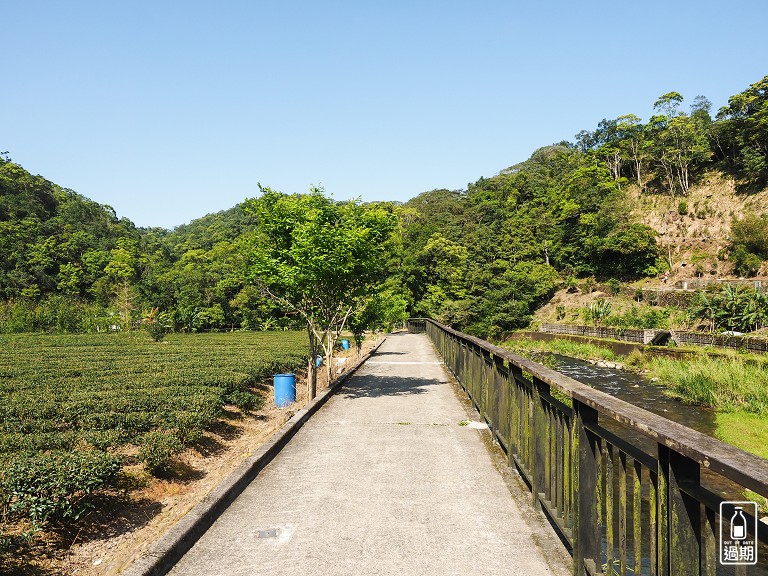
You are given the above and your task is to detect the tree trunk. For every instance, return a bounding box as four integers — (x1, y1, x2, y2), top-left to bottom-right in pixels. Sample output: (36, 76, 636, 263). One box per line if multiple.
(307, 324, 317, 400)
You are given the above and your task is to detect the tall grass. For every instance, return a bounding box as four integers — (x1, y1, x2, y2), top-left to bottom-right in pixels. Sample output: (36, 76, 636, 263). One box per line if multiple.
(647, 356, 768, 414)
(505, 337, 620, 362)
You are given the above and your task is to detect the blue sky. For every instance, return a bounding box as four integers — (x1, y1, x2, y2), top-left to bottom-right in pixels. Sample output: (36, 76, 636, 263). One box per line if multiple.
(3, 0, 767, 229)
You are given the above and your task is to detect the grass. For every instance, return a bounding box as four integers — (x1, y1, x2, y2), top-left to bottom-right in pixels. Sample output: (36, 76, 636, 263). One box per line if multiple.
(716, 412, 768, 461)
(504, 336, 621, 362)
(646, 355, 768, 414)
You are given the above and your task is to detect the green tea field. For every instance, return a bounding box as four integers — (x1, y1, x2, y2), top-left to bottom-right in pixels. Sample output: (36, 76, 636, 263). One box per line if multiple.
(0, 331, 307, 537)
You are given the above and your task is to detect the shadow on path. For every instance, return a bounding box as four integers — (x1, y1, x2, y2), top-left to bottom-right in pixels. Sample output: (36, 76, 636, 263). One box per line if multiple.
(339, 374, 442, 399)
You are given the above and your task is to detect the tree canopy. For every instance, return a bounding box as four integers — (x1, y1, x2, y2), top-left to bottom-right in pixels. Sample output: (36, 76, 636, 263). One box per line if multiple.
(242, 186, 398, 394)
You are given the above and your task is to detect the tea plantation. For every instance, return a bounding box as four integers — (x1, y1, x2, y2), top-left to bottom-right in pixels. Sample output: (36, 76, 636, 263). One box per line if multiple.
(0, 331, 307, 528)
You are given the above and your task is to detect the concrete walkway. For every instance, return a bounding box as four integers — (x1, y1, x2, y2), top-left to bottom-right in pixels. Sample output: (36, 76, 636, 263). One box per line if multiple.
(168, 332, 567, 576)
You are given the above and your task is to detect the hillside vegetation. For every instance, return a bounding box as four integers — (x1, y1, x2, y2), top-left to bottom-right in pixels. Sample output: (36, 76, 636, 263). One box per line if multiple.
(1, 75, 768, 340)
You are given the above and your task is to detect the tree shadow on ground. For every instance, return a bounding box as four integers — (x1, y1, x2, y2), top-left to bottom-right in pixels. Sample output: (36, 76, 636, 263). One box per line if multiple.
(339, 374, 443, 400)
(369, 350, 407, 357)
(162, 460, 206, 483)
(205, 418, 243, 442)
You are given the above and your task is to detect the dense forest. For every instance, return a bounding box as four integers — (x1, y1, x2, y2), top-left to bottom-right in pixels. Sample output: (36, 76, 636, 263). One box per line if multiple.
(1, 75, 767, 339)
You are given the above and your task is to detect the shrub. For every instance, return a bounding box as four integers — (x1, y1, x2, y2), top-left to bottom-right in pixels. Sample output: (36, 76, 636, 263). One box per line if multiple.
(142, 307, 171, 341)
(731, 214, 768, 258)
(678, 200, 688, 216)
(226, 390, 264, 412)
(607, 278, 622, 296)
(731, 245, 762, 277)
(0, 451, 121, 525)
(138, 431, 183, 475)
(604, 306, 670, 329)
(589, 299, 612, 325)
(594, 223, 659, 279)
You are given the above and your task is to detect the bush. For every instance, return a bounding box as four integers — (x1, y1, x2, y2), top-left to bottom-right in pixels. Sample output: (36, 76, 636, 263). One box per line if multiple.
(142, 308, 172, 341)
(138, 431, 183, 475)
(731, 245, 762, 277)
(731, 214, 768, 258)
(678, 200, 688, 216)
(607, 278, 622, 296)
(0, 451, 121, 525)
(226, 390, 264, 412)
(589, 299, 611, 325)
(594, 223, 659, 279)
(604, 306, 670, 329)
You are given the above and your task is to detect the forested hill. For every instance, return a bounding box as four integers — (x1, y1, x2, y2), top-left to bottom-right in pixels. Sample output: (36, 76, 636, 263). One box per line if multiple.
(0, 155, 144, 301)
(2, 74, 768, 339)
(0, 156, 269, 333)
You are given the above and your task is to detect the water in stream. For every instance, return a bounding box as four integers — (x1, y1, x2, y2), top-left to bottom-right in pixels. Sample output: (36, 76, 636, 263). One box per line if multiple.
(552, 353, 717, 436)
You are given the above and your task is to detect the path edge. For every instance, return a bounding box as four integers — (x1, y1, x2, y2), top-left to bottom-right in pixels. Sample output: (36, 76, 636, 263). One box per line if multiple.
(122, 337, 387, 576)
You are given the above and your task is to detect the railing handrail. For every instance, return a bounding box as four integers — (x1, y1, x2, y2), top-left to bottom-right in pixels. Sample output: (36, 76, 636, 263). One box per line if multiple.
(411, 318, 768, 497)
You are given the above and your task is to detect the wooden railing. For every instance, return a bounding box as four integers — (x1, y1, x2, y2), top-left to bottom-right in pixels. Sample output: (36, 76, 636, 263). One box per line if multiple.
(408, 318, 768, 576)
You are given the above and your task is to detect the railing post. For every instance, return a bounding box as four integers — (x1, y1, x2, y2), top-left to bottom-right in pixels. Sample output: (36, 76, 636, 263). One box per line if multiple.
(508, 363, 523, 468)
(531, 376, 549, 511)
(572, 401, 601, 576)
(481, 348, 493, 426)
(493, 355, 507, 449)
(658, 445, 701, 576)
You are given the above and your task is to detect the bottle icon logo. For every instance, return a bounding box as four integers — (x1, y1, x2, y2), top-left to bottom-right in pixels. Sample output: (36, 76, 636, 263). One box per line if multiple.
(720, 501, 758, 565)
(731, 507, 747, 540)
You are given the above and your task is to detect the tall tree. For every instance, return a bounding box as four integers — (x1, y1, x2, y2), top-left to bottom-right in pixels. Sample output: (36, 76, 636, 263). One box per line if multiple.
(648, 93, 709, 195)
(716, 75, 768, 189)
(243, 186, 397, 397)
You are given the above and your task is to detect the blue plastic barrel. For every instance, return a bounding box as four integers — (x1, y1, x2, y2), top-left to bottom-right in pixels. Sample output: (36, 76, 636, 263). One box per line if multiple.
(274, 373, 296, 408)
(341, 339, 350, 350)
(315, 355, 323, 367)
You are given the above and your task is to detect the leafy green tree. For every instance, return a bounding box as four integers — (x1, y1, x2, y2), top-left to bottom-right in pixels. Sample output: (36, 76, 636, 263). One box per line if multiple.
(728, 213, 768, 277)
(56, 263, 83, 295)
(413, 232, 468, 320)
(104, 238, 139, 329)
(647, 93, 710, 195)
(715, 75, 768, 189)
(616, 114, 651, 188)
(243, 186, 397, 397)
(348, 287, 409, 350)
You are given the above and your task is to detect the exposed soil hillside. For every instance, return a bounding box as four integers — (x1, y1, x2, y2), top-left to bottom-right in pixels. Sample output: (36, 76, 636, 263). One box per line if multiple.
(627, 172, 768, 282)
(533, 172, 768, 326)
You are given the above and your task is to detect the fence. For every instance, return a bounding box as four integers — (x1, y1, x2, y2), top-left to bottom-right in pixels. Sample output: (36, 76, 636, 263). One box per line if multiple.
(539, 324, 664, 344)
(407, 318, 768, 576)
(670, 331, 768, 354)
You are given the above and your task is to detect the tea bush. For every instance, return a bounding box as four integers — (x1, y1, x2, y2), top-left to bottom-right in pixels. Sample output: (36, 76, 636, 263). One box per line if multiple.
(0, 451, 121, 525)
(0, 331, 307, 528)
(138, 431, 184, 475)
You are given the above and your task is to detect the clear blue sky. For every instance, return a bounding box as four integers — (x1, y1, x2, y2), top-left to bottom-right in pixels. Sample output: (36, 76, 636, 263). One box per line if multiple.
(3, 0, 767, 229)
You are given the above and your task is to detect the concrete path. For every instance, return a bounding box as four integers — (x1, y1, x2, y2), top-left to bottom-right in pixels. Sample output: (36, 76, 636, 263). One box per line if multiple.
(168, 332, 567, 576)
